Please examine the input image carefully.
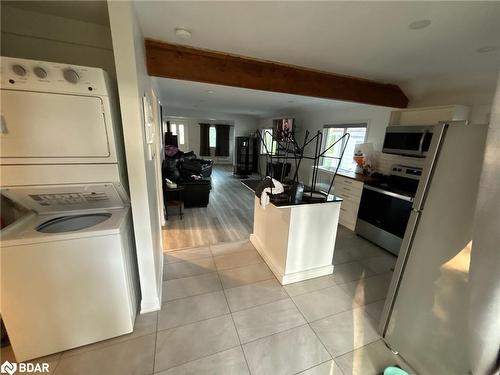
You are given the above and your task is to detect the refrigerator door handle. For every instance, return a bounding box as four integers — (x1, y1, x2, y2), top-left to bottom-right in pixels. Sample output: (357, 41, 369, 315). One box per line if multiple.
(379, 209, 421, 336)
(412, 123, 447, 210)
(418, 132, 426, 153)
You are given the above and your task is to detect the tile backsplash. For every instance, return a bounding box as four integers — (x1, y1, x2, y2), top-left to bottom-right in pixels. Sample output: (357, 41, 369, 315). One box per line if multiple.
(373, 151, 426, 175)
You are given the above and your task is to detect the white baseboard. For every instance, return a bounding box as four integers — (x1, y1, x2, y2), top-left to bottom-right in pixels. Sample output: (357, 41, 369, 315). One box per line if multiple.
(250, 234, 285, 282)
(281, 265, 334, 284)
(250, 234, 334, 285)
(140, 297, 161, 314)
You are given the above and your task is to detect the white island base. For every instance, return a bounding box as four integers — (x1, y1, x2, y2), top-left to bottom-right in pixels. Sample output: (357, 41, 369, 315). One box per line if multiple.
(250, 196, 341, 285)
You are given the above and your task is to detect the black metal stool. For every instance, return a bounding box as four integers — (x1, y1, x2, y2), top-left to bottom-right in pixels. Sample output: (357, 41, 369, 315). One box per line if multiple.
(164, 186, 185, 220)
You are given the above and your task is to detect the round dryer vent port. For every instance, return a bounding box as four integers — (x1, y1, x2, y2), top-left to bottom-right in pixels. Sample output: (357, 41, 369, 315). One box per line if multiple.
(36, 213, 111, 233)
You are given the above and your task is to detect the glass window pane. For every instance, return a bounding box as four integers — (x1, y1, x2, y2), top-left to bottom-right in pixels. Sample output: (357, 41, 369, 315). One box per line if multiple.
(209, 126, 216, 148)
(340, 127, 367, 171)
(261, 129, 275, 154)
(178, 124, 185, 145)
(322, 128, 343, 169)
(321, 125, 367, 172)
(171, 123, 177, 135)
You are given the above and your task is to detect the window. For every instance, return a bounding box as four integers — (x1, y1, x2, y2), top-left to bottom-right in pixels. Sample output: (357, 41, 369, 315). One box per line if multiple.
(260, 128, 277, 154)
(321, 124, 367, 172)
(170, 123, 185, 145)
(178, 125, 185, 146)
(209, 126, 216, 148)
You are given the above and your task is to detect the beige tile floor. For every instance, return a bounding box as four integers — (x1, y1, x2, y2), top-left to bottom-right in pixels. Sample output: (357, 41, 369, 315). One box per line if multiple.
(2, 226, 413, 375)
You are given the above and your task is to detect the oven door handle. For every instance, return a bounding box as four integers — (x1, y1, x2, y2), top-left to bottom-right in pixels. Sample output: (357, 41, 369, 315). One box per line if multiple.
(364, 185, 414, 202)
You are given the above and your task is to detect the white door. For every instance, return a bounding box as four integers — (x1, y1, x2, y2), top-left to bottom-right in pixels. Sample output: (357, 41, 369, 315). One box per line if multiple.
(1, 90, 112, 163)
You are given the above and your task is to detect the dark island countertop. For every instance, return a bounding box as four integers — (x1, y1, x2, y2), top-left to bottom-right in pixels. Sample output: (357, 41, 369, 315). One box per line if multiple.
(241, 179, 343, 208)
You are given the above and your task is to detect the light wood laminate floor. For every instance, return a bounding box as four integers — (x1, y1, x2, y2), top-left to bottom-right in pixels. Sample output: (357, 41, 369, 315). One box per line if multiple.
(162, 165, 258, 251)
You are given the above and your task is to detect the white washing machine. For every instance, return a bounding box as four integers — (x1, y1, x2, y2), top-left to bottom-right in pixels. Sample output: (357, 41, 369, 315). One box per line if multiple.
(1, 184, 138, 362)
(1, 184, 137, 361)
(0, 57, 139, 361)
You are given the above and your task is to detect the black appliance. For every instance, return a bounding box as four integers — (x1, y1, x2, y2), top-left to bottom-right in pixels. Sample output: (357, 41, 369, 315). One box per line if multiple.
(355, 164, 422, 255)
(383, 125, 434, 157)
(234, 136, 258, 177)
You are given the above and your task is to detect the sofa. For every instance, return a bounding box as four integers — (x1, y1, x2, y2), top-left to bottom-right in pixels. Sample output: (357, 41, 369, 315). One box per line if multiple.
(162, 151, 213, 208)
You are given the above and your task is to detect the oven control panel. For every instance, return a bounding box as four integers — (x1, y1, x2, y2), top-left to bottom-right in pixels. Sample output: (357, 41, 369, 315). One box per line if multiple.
(391, 164, 422, 180)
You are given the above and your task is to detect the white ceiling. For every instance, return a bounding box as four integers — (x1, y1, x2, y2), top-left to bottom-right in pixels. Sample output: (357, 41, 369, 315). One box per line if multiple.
(9, 1, 497, 116)
(156, 77, 358, 118)
(135, 1, 500, 85)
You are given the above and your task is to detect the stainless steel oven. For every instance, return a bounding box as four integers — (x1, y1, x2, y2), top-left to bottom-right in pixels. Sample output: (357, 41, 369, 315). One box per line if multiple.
(355, 165, 421, 255)
(383, 126, 434, 157)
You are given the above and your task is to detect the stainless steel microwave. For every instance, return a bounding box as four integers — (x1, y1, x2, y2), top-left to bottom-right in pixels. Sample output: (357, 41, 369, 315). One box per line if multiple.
(382, 125, 434, 157)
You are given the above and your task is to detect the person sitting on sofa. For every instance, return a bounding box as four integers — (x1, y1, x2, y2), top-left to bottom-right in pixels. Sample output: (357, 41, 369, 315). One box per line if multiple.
(162, 148, 213, 208)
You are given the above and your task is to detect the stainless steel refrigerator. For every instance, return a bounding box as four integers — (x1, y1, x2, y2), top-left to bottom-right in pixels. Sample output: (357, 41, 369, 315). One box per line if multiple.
(379, 121, 489, 374)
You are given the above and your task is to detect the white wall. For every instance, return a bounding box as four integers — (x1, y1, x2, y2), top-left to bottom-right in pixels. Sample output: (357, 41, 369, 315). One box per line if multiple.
(257, 72, 498, 183)
(401, 72, 497, 125)
(108, 2, 163, 313)
(259, 105, 391, 150)
(292, 105, 392, 152)
(164, 107, 258, 164)
(258, 105, 393, 182)
(1, 4, 116, 82)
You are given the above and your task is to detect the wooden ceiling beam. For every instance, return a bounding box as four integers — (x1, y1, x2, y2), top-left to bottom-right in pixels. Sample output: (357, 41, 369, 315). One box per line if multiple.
(145, 39, 408, 108)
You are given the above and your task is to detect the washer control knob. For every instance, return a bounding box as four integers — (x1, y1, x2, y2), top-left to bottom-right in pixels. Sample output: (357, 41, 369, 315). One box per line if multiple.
(63, 69, 79, 84)
(34, 67, 48, 79)
(12, 65, 27, 77)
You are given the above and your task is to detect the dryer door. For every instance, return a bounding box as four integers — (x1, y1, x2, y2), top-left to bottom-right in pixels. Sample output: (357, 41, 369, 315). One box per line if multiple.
(1, 90, 115, 164)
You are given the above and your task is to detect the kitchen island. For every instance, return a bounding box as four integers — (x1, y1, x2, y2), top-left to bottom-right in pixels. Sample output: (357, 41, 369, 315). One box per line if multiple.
(243, 180, 343, 285)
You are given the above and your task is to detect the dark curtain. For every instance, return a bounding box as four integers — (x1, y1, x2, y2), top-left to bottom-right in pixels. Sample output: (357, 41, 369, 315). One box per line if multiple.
(215, 124, 230, 157)
(199, 123, 210, 156)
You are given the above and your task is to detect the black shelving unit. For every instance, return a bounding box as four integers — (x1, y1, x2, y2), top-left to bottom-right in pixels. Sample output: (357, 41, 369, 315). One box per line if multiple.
(234, 136, 258, 178)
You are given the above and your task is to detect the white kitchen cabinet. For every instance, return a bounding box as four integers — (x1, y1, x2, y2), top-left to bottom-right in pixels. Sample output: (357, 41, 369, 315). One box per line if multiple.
(388, 105, 470, 126)
(333, 175, 364, 231)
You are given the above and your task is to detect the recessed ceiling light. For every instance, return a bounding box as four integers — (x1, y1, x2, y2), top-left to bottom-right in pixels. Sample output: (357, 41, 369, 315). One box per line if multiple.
(477, 46, 499, 53)
(408, 19, 431, 30)
(207, 90, 215, 94)
(174, 27, 192, 40)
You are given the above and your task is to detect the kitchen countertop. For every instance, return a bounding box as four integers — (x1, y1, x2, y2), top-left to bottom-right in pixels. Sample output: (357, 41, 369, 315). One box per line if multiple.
(316, 167, 375, 183)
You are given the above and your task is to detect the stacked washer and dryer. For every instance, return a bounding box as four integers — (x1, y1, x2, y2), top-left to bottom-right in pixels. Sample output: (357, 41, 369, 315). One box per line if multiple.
(0, 57, 139, 361)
